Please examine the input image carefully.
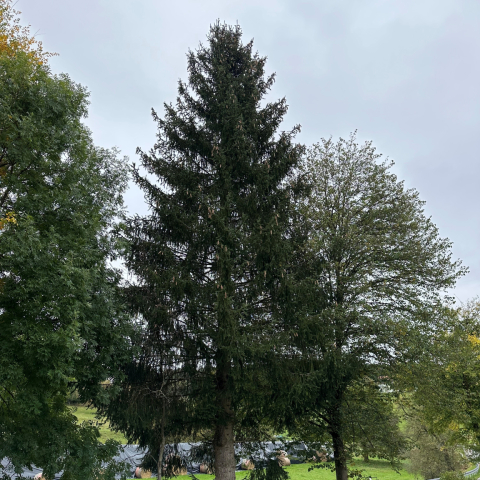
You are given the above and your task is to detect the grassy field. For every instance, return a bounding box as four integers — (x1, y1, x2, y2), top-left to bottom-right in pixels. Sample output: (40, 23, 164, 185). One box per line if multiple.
(70, 407, 417, 479)
(134, 460, 417, 480)
(69, 405, 128, 444)
(280, 460, 417, 480)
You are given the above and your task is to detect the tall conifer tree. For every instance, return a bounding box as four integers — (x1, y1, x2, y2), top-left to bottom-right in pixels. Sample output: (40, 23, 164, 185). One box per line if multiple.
(123, 23, 304, 480)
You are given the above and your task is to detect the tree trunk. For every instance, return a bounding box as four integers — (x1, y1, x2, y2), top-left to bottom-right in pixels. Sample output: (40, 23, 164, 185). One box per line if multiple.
(214, 419, 236, 480)
(328, 403, 348, 480)
(157, 399, 166, 480)
(331, 429, 348, 480)
(214, 358, 235, 480)
(157, 441, 165, 480)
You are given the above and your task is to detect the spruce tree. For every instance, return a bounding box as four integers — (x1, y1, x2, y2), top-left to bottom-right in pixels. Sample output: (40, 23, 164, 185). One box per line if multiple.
(122, 23, 304, 480)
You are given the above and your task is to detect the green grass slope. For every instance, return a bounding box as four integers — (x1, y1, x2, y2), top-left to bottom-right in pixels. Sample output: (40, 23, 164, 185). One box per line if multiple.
(143, 460, 416, 480)
(69, 409, 416, 479)
(284, 460, 416, 480)
(69, 405, 128, 444)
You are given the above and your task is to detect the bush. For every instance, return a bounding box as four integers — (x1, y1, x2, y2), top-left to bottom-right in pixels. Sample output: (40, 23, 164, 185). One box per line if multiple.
(439, 471, 465, 480)
(406, 413, 467, 480)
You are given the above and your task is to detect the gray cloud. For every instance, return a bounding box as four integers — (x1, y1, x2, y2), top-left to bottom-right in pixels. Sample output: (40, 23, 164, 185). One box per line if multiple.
(20, 0, 480, 301)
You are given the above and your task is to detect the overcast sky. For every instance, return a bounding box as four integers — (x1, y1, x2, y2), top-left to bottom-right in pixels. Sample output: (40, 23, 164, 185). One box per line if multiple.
(19, 0, 480, 302)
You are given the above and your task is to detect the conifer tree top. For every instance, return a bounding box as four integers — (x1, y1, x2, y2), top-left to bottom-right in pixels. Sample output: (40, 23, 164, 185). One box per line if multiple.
(122, 25, 306, 465)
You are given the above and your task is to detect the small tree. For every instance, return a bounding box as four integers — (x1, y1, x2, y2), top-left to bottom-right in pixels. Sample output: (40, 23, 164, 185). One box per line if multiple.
(399, 300, 480, 454)
(342, 378, 406, 464)
(281, 134, 464, 480)
(289, 377, 406, 468)
(406, 412, 466, 480)
(98, 320, 188, 480)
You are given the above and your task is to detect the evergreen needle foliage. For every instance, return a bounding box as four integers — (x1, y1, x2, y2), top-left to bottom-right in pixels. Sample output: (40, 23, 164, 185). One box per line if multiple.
(112, 22, 306, 480)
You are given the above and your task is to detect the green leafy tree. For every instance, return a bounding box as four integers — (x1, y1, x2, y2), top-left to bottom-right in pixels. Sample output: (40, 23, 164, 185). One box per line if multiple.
(288, 377, 406, 469)
(281, 134, 464, 480)
(0, 4, 130, 479)
(342, 378, 405, 464)
(400, 300, 480, 452)
(116, 22, 305, 480)
(406, 410, 466, 480)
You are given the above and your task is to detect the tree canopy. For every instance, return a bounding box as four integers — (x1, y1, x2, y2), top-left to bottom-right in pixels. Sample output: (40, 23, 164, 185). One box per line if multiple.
(277, 134, 464, 480)
(0, 3, 130, 479)
(399, 300, 480, 451)
(0, 7, 473, 480)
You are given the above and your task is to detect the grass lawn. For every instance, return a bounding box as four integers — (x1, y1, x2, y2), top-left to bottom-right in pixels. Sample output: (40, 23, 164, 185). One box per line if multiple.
(68, 409, 416, 479)
(283, 460, 416, 480)
(69, 405, 128, 444)
(138, 459, 416, 480)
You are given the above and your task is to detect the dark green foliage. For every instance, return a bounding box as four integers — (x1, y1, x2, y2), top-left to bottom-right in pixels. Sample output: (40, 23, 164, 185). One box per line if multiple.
(96, 342, 189, 479)
(116, 22, 305, 480)
(247, 459, 290, 480)
(288, 378, 406, 477)
(294, 378, 405, 465)
(343, 380, 405, 465)
(0, 50, 130, 479)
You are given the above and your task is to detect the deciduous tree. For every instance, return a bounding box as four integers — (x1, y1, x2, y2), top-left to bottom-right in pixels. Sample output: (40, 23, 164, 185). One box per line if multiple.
(0, 3, 130, 479)
(282, 134, 464, 480)
(400, 300, 480, 452)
